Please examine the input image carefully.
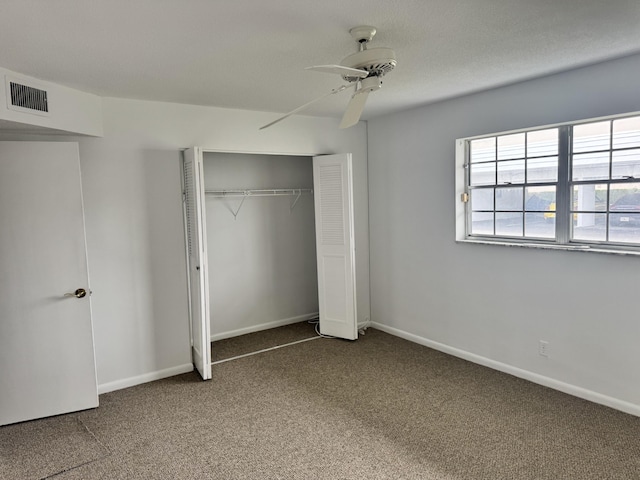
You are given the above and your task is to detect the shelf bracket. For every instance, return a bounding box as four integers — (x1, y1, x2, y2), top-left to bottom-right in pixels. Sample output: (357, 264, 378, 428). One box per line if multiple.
(224, 194, 247, 220)
(290, 189, 302, 212)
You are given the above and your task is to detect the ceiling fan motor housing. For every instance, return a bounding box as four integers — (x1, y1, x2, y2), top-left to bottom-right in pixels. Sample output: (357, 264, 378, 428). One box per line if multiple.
(340, 47, 397, 82)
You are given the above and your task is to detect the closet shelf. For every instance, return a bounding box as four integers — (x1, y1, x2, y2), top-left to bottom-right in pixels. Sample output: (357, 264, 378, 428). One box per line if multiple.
(205, 188, 312, 197)
(205, 188, 313, 218)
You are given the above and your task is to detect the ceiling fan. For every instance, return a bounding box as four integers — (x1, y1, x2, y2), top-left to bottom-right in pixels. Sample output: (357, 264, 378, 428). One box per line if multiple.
(260, 25, 396, 130)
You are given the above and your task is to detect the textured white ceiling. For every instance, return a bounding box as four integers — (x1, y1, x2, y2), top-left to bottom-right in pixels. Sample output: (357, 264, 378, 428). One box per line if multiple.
(1, 0, 639, 121)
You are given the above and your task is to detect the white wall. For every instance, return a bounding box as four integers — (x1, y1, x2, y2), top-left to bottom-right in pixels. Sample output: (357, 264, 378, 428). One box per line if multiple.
(0, 98, 369, 392)
(368, 53, 640, 415)
(203, 153, 318, 339)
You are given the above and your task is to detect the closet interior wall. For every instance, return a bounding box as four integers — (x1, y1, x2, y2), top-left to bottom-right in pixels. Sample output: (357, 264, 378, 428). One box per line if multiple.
(203, 152, 319, 341)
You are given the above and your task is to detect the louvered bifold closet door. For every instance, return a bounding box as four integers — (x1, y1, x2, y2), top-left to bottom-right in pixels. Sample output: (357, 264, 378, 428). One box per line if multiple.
(312, 154, 358, 340)
(183, 148, 211, 380)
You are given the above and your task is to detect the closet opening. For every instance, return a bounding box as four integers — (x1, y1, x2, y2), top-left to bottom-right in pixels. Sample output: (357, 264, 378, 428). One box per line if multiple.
(204, 152, 321, 362)
(182, 148, 358, 380)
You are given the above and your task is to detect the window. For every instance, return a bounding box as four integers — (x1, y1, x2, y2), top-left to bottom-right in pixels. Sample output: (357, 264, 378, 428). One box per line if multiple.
(459, 113, 640, 251)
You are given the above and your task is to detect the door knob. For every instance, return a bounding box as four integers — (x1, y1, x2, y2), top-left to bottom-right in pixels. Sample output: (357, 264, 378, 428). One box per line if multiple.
(64, 288, 87, 298)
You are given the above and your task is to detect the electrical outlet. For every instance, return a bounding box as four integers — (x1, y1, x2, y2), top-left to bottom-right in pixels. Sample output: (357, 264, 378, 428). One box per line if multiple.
(539, 340, 549, 357)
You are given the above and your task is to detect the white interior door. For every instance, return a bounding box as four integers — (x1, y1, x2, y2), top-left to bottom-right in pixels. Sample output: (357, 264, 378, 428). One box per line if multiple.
(313, 154, 358, 340)
(183, 148, 212, 380)
(0, 141, 98, 426)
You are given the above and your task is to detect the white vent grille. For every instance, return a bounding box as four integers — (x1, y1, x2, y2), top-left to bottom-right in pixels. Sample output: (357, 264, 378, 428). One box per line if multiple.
(9, 82, 48, 113)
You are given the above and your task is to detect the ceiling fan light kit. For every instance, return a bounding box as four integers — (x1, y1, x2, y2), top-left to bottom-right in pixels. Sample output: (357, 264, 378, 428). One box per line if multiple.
(260, 25, 396, 130)
(357, 76, 382, 93)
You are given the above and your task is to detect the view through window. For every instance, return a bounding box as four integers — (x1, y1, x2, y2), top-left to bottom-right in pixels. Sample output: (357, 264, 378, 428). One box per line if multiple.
(465, 114, 640, 249)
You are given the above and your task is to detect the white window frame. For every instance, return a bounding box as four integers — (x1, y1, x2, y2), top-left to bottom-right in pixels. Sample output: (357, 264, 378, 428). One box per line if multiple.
(455, 111, 640, 256)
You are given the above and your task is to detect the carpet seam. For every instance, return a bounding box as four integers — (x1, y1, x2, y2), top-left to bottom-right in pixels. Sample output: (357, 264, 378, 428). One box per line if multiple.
(40, 416, 112, 479)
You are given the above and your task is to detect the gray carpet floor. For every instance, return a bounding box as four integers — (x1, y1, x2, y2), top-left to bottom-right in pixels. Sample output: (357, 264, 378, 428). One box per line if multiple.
(1, 326, 639, 479)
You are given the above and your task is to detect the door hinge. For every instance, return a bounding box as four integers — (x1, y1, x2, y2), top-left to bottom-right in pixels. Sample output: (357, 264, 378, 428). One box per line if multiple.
(461, 192, 469, 203)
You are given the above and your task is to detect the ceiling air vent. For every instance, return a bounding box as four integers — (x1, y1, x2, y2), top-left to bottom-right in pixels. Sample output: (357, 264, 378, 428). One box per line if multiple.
(5, 76, 50, 116)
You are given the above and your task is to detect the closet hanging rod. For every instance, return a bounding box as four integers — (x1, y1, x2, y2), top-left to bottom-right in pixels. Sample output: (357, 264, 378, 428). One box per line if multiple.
(204, 188, 313, 198)
(205, 188, 313, 219)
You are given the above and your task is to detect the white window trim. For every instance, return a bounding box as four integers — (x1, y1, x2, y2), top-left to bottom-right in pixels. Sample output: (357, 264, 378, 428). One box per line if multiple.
(455, 111, 640, 256)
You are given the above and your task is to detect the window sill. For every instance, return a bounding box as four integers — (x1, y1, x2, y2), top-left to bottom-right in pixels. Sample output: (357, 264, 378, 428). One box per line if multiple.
(457, 238, 640, 256)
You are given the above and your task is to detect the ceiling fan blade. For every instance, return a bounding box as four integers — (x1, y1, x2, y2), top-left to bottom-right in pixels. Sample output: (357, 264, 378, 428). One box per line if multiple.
(340, 90, 370, 129)
(305, 65, 369, 78)
(259, 84, 352, 130)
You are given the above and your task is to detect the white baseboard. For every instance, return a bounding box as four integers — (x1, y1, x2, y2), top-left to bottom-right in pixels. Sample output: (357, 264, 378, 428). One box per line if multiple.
(372, 322, 640, 418)
(98, 363, 194, 395)
(210, 312, 319, 342)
